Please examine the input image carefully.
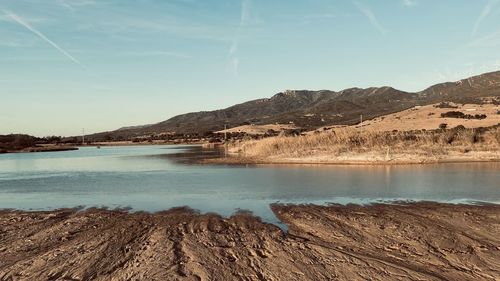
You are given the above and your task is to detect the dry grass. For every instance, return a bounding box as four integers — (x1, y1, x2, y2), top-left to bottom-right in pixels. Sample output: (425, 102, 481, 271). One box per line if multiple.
(215, 124, 297, 135)
(230, 127, 500, 162)
(350, 102, 500, 132)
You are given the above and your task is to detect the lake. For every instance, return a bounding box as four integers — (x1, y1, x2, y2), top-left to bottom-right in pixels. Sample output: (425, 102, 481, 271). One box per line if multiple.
(0, 145, 499, 225)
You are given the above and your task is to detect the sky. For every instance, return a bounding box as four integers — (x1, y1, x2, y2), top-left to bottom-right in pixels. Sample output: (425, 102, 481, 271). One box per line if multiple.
(1, 0, 500, 137)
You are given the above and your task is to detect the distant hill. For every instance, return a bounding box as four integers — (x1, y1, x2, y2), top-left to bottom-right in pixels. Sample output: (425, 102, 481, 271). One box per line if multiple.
(0, 135, 78, 153)
(0, 134, 38, 152)
(87, 71, 500, 141)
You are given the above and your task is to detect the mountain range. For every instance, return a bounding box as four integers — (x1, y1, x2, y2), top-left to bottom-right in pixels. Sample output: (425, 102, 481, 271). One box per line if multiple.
(87, 71, 500, 141)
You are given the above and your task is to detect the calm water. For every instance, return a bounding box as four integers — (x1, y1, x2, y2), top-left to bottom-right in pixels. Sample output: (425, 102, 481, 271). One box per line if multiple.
(0, 145, 499, 224)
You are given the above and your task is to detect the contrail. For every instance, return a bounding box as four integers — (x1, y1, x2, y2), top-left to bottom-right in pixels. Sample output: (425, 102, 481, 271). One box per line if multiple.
(472, 0, 499, 37)
(353, 1, 387, 35)
(228, 0, 251, 76)
(3, 10, 83, 66)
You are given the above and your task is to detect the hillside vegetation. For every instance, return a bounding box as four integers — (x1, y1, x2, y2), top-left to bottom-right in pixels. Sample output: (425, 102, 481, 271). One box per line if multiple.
(225, 126, 500, 164)
(0, 135, 77, 153)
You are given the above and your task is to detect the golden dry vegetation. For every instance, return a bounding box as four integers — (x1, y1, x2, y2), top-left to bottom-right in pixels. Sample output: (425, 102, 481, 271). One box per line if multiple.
(351, 102, 500, 132)
(227, 126, 500, 164)
(216, 124, 297, 135)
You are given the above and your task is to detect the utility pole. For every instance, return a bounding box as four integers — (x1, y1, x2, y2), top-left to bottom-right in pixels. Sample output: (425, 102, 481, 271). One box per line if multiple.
(224, 124, 228, 158)
(224, 124, 227, 141)
(82, 128, 85, 145)
(360, 115, 363, 132)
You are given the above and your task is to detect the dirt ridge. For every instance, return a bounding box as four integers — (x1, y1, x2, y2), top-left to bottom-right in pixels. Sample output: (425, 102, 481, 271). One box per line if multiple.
(1, 203, 499, 280)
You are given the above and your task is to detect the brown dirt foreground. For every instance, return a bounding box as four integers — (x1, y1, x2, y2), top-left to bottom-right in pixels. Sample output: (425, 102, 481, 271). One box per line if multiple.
(0, 203, 499, 281)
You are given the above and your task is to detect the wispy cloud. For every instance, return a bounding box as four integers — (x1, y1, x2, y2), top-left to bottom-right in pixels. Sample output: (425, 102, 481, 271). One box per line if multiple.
(2, 10, 83, 66)
(0, 56, 67, 62)
(472, 0, 499, 37)
(117, 51, 192, 59)
(0, 37, 36, 47)
(77, 17, 232, 43)
(57, 0, 100, 11)
(433, 61, 500, 83)
(228, 0, 251, 76)
(402, 0, 417, 7)
(353, 1, 387, 34)
(302, 13, 336, 25)
(468, 28, 500, 47)
(0, 14, 48, 24)
(230, 57, 240, 76)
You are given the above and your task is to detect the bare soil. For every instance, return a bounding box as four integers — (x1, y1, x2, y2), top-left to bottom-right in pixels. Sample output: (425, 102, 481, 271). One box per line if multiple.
(351, 102, 499, 132)
(205, 151, 500, 165)
(1, 203, 499, 280)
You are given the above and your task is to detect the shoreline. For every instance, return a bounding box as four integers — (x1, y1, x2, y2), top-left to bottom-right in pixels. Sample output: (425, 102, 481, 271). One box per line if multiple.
(80, 141, 206, 147)
(3, 141, 500, 167)
(203, 152, 500, 166)
(0, 146, 78, 154)
(204, 157, 500, 166)
(1, 202, 499, 280)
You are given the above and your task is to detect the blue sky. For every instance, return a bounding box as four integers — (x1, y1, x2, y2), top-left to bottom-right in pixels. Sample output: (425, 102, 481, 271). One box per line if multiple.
(1, 0, 500, 136)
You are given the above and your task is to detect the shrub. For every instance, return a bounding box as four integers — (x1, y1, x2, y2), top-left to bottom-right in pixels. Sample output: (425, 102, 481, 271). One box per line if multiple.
(441, 111, 465, 118)
(441, 111, 487, 120)
(434, 102, 458, 109)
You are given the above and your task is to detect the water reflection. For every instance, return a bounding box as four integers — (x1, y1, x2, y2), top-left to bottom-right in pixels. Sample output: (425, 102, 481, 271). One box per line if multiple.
(0, 145, 499, 225)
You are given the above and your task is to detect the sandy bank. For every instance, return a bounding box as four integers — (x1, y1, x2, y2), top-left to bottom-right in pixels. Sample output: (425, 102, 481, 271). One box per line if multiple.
(1, 202, 499, 280)
(205, 150, 500, 165)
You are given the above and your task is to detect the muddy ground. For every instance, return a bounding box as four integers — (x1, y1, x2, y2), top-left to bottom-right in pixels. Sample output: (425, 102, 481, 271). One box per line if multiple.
(0, 203, 499, 280)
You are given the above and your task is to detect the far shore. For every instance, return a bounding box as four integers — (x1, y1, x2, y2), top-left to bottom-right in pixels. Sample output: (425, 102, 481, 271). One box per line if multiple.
(4, 141, 500, 166)
(0, 145, 78, 154)
(81, 140, 206, 146)
(0, 141, 204, 154)
(204, 151, 500, 165)
(1, 202, 498, 280)
(3, 125, 500, 167)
